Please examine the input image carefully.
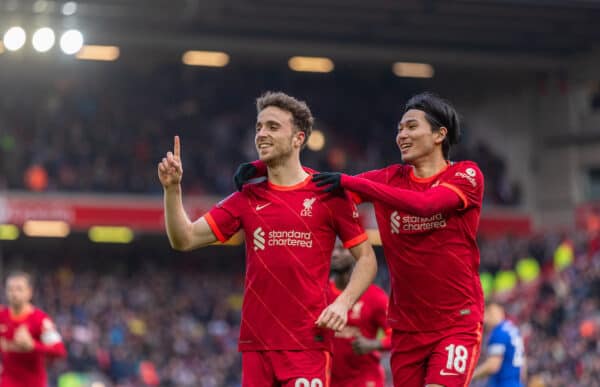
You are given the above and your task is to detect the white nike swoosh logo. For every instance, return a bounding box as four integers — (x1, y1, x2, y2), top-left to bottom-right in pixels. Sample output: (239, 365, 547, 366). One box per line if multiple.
(255, 203, 272, 211)
(440, 370, 460, 376)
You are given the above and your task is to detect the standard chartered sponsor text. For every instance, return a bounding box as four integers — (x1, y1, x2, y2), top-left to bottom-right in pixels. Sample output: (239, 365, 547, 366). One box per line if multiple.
(268, 230, 313, 248)
(402, 213, 447, 231)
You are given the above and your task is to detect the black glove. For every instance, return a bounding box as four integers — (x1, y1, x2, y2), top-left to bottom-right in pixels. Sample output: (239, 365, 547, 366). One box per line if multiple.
(312, 172, 342, 193)
(233, 162, 257, 191)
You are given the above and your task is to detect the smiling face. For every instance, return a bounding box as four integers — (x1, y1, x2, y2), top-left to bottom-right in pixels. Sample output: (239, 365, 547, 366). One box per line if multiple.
(396, 109, 447, 164)
(255, 106, 305, 165)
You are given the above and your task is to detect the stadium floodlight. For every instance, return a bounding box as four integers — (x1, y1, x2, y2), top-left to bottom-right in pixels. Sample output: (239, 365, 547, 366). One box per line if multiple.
(392, 62, 435, 78)
(32, 27, 55, 53)
(62, 1, 78, 16)
(288, 56, 334, 73)
(59, 29, 83, 55)
(3, 26, 26, 51)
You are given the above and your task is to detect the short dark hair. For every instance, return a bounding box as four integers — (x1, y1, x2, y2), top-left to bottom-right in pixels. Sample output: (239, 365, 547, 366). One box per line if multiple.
(256, 91, 314, 148)
(6, 270, 33, 287)
(404, 92, 461, 159)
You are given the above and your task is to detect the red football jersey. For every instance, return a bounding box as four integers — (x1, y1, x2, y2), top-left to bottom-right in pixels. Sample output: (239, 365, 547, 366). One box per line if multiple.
(206, 175, 368, 352)
(0, 306, 66, 387)
(353, 161, 485, 332)
(330, 282, 390, 384)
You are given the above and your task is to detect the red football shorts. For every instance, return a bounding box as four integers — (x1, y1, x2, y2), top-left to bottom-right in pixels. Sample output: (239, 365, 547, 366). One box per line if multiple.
(242, 350, 332, 387)
(331, 366, 385, 387)
(390, 323, 482, 387)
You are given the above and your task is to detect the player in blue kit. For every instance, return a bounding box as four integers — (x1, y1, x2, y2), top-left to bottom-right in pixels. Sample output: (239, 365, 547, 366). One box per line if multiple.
(472, 302, 526, 387)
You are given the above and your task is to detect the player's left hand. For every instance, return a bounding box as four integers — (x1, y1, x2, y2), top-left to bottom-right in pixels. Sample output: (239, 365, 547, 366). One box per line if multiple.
(352, 334, 380, 355)
(315, 299, 349, 332)
(13, 325, 34, 352)
(233, 162, 257, 192)
(312, 172, 343, 193)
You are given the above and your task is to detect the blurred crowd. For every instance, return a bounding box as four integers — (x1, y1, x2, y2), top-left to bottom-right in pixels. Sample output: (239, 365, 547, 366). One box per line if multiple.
(1, 228, 598, 387)
(0, 63, 519, 205)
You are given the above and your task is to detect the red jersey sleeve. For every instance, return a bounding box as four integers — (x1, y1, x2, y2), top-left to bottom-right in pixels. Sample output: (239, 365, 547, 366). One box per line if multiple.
(340, 174, 462, 217)
(438, 161, 484, 210)
(205, 192, 244, 243)
(326, 192, 368, 248)
(351, 168, 391, 204)
(33, 312, 66, 358)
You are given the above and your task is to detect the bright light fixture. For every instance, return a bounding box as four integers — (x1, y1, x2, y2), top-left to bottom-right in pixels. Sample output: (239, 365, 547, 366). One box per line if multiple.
(32, 27, 55, 53)
(62, 1, 78, 16)
(392, 62, 435, 78)
(60, 29, 84, 55)
(88, 226, 133, 243)
(182, 50, 230, 67)
(288, 56, 334, 73)
(3, 27, 26, 51)
(23, 220, 70, 237)
(76, 45, 120, 61)
(307, 129, 325, 151)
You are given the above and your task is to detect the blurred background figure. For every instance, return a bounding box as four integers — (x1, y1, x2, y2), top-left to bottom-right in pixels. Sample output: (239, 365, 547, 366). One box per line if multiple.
(472, 301, 526, 387)
(0, 271, 67, 387)
(329, 243, 391, 387)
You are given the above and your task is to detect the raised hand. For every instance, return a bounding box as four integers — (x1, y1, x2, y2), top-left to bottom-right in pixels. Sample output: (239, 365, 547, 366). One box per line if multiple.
(158, 136, 183, 189)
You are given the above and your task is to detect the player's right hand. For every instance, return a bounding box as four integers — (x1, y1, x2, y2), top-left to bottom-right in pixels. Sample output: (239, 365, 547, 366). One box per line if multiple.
(158, 135, 183, 189)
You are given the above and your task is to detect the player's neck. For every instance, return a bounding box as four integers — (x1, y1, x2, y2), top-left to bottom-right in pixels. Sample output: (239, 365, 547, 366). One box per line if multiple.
(267, 158, 309, 186)
(9, 303, 33, 317)
(411, 153, 448, 179)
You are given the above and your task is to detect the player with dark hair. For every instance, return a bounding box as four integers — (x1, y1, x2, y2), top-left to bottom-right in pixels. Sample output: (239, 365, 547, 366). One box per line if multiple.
(0, 271, 67, 387)
(234, 92, 485, 387)
(159, 91, 377, 387)
(472, 302, 526, 387)
(329, 243, 390, 387)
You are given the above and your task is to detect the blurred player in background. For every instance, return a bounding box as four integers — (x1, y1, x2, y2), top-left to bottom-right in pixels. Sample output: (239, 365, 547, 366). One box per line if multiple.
(0, 271, 66, 387)
(158, 91, 377, 387)
(329, 243, 390, 387)
(472, 302, 526, 387)
(234, 91, 485, 387)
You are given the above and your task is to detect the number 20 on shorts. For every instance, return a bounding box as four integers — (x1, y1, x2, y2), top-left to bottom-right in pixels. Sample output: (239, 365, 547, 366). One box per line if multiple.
(294, 378, 323, 387)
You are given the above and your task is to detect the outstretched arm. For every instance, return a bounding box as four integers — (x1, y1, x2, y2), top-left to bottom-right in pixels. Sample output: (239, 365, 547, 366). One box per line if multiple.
(313, 173, 462, 217)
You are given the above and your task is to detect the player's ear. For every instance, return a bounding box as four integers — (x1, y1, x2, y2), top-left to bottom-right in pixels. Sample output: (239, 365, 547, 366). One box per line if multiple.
(294, 130, 305, 148)
(434, 127, 447, 145)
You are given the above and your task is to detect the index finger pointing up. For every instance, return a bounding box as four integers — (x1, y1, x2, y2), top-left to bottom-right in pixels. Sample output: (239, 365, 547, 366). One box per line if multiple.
(174, 135, 181, 159)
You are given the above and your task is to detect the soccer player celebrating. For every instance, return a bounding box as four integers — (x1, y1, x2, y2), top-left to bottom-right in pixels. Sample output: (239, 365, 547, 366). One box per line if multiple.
(158, 91, 377, 387)
(0, 271, 67, 387)
(472, 302, 526, 387)
(329, 243, 390, 387)
(234, 92, 485, 387)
